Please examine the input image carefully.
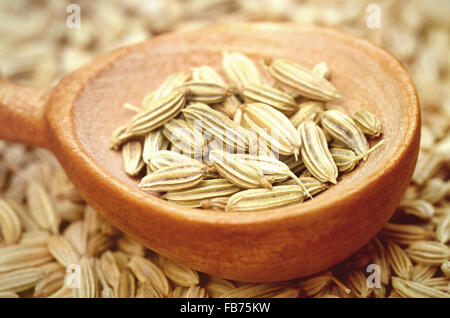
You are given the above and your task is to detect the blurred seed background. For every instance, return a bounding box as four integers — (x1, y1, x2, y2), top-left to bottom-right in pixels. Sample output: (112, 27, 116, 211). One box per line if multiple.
(0, 0, 449, 298)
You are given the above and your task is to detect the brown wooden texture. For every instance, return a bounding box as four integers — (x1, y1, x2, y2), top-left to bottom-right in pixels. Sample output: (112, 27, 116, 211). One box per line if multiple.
(0, 80, 50, 148)
(0, 24, 420, 282)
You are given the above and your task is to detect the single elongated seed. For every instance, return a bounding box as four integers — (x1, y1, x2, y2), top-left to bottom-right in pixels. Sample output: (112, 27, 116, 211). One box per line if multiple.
(139, 163, 208, 192)
(47, 235, 80, 268)
(192, 65, 226, 85)
(289, 101, 324, 127)
(265, 57, 339, 101)
(162, 119, 206, 158)
(0, 291, 19, 298)
(184, 286, 209, 298)
(4, 200, 40, 232)
(419, 178, 448, 204)
(147, 150, 203, 172)
(0, 198, 22, 245)
(125, 90, 187, 136)
(122, 141, 145, 177)
(299, 121, 338, 184)
(222, 51, 262, 87)
(421, 277, 450, 291)
(330, 139, 384, 172)
(142, 71, 191, 106)
(37, 262, 64, 275)
(114, 252, 129, 272)
(110, 124, 134, 150)
(312, 61, 331, 79)
(205, 277, 236, 298)
(352, 109, 382, 138)
(391, 277, 449, 298)
(114, 268, 136, 298)
(73, 257, 96, 298)
(233, 153, 292, 182)
(19, 230, 51, 247)
(234, 153, 310, 196)
(242, 103, 301, 158)
(171, 286, 188, 298)
(380, 223, 435, 245)
(398, 200, 434, 220)
(0, 268, 43, 293)
(63, 221, 88, 255)
(0, 245, 52, 273)
(94, 259, 114, 298)
(157, 255, 199, 287)
(405, 241, 450, 266)
(373, 238, 391, 285)
(163, 179, 240, 203)
(412, 151, 445, 185)
(226, 185, 304, 212)
(436, 213, 450, 244)
(321, 110, 370, 159)
(127, 256, 171, 297)
(299, 271, 350, 296)
(99, 251, 120, 288)
(142, 129, 169, 164)
(241, 83, 298, 114)
(117, 237, 144, 258)
(34, 270, 65, 297)
(177, 81, 230, 103)
(209, 150, 273, 189)
(345, 270, 372, 298)
(330, 148, 358, 172)
(136, 282, 165, 298)
(87, 233, 115, 257)
(26, 181, 60, 234)
(385, 241, 414, 279)
(182, 103, 248, 152)
(411, 264, 438, 283)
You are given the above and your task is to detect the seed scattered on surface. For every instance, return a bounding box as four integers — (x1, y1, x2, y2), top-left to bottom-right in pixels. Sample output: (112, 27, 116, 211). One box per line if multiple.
(298, 121, 338, 184)
(222, 51, 263, 87)
(242, 102, 301, 158)
(122, 141, 145, 177)
(321, 109, 370, 159)
(226, 185, 304, 212)
(352, 109, 382, 139)
(265, 57, 340, 101)
(209, 150, 274, 189)
(240, 83, 298, 114)
(125, 90, 188, 136)
(177, 81, 231, 104)
(139, 163, 208, 192)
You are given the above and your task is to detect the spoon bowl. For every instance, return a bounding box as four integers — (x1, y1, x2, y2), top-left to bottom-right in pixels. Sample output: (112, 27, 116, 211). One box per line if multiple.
(0, 23, 420, 282)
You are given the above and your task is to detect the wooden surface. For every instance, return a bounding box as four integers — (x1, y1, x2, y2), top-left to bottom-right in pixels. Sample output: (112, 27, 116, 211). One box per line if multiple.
(0, 80, 50, 148)
(0, 23, 420, 282)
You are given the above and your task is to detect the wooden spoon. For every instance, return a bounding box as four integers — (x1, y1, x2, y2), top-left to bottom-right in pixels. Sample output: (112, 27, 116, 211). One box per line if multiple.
(0, 24, 420, 282)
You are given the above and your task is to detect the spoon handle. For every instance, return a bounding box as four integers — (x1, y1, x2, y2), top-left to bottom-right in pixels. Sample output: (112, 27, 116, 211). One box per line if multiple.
(0, 79, 50, 148)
